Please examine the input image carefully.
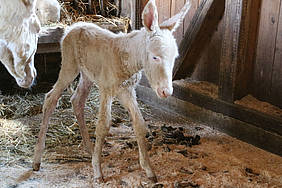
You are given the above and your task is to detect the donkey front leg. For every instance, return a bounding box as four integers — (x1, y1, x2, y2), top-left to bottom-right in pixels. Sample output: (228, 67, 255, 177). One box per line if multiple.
(118, 87, 157, 182)
(71, 73, 94, 155)
(92, 91, 112, 182)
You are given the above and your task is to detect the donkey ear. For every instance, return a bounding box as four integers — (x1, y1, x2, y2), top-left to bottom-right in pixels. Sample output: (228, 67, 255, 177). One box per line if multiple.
(142, 0, 159, 32)
(159, 0, 191, 32)
(22, 0, 32, 7)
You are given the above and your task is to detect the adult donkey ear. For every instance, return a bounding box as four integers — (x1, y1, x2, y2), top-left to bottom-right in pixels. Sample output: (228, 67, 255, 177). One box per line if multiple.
(159, 0, 191, 32)
(142, 0, 159, 32)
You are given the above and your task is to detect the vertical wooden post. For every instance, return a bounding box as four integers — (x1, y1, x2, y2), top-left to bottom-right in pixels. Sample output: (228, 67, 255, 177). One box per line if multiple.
(135, 0, 141, 29)
(135, 0, 148, 29)
(271, 1, 282, 108)
(171, 0, 185, 45)
(88, 0, 93, 14)
(99, 0, 105, 16)
(130, 0, 136, 30)
(219, 0, 261, 102)
(254, 0, 281, 105)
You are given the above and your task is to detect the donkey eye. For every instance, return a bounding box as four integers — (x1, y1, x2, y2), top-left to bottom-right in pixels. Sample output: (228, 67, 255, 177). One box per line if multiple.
(153, 56, 160, 61)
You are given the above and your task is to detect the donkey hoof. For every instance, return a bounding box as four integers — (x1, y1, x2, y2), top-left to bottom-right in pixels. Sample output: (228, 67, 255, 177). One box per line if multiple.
(149, 176, 158, 183)
(94, 176, 104, 183)
(32, 163, 41, 171)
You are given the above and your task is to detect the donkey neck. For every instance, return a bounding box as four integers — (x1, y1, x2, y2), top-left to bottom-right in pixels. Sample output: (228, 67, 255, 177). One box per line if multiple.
(117, 29, 148, 77)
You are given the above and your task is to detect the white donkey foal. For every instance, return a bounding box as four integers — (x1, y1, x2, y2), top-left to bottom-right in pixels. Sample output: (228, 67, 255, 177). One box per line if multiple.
(33, 0, 191, 183)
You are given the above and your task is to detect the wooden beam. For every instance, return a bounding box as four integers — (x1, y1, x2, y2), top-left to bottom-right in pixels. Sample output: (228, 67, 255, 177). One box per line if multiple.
(271, 1, 282, 108)
(136, 84, 282, 156)
(173, 0, 225, 80)
(219, 0, 262, 102)
(37, 43, 61, 54)
(37, 27, 64, 54)
(38, 27, 64, 44)
(171, 0, 185, 45)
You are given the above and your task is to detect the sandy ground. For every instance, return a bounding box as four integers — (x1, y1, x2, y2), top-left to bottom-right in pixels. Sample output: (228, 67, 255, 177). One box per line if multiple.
(1, 103, 282, 188)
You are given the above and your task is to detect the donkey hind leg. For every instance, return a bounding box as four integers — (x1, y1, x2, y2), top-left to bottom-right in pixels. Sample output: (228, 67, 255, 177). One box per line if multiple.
(118, 87, 157, 182)
(71, 73, 93, 154)
(33, 63, 79, 171)
(92, 91, 112, 182)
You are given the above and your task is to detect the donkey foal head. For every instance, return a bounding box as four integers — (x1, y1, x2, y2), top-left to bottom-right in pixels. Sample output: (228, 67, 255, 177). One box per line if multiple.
(141, 0, 191, 98)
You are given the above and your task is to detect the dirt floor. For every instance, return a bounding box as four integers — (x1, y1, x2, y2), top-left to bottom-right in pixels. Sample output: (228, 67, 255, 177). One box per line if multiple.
(0, 87, 282, 188)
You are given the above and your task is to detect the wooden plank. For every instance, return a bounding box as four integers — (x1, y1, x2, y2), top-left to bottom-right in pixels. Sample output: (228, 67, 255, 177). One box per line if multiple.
(173, 0, 225, 80)
(183, 0, 198, 39)
(37, 43, 61, 54)
(191, 18, 223, 84)
(219, 0, 262, 102)
(135, 0, 143, 29)
(37, 27, 64, 54)
(136, 84, 282, 156)
(218, 0, 242, 102)
(155, 0, 171, 23)
(38, 27, 64, 44)
(186, 0, 221, 84)
(171, 0, 185, 45)
(234, 0, 262, 99)
(253, 0, 281, 101)
(271, 2, 282, 108)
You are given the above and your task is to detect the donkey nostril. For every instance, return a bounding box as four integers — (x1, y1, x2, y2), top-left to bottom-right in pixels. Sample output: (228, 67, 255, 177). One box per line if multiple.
(157, 88, 172, 98)
(162, 90, 166, 97)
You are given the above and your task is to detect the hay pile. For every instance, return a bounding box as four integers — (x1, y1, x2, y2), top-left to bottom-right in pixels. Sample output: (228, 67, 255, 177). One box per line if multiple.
(56, 0, 130, 32)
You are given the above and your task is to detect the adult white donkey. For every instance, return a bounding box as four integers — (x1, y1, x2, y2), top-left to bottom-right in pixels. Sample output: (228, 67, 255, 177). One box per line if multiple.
(0, 0, 40, 88)
(33, 0, 191, 182)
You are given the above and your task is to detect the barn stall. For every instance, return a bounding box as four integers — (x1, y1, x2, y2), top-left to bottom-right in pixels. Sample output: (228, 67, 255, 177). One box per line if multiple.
(0, 0, 282, 187)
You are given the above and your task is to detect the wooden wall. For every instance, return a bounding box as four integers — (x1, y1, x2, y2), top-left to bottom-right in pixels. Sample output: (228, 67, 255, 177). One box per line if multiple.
(254, 0, 282, 108)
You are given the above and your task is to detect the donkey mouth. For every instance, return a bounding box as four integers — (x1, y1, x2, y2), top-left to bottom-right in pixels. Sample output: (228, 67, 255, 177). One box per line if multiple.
(156, 87, 172, 98)
(16, 77, 34, 88)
